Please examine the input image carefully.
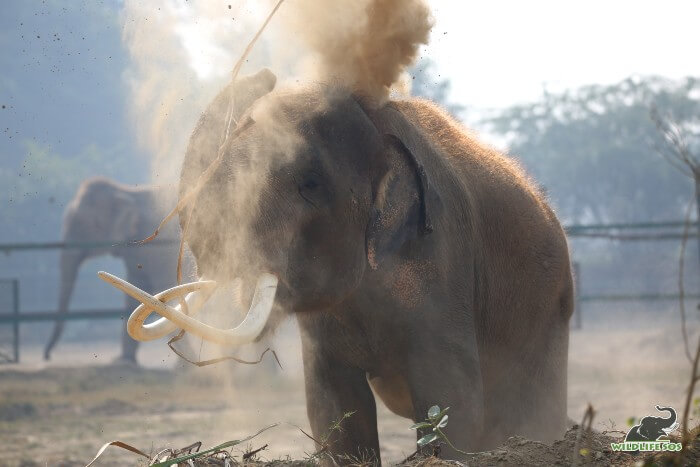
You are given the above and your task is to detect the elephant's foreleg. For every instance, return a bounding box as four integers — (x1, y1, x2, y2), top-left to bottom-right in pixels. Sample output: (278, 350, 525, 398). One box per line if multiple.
(408, 349, 486, 457)
(301, 336, 380, 465)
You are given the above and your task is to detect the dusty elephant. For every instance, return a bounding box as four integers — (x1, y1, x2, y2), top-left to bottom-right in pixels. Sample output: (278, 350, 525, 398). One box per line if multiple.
(103, 69, 573, 463)
(44, 177, 181, 362)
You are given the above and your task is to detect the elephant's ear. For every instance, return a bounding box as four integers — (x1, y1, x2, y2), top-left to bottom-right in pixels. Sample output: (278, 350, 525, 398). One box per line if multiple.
(227, 68, 277, 120)
(365, 133, 434, 270)
(180, 68, 277, 201)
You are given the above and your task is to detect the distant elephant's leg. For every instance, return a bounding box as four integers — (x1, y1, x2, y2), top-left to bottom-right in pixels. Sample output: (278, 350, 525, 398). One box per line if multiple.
(300, 327, 380, 465)
(45, 249, 85, 360)
(119, 269, 150, 363)
(119, 294, 140, 363)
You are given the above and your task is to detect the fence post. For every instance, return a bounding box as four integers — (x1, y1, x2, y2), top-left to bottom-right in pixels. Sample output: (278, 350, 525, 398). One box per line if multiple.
(12, 279, 19, 363)
(573, 262, 581, 330)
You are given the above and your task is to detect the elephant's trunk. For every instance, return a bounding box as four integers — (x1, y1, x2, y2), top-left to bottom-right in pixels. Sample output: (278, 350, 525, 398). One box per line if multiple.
(655, 405, 678, 428)
(44, 249, 85, 360)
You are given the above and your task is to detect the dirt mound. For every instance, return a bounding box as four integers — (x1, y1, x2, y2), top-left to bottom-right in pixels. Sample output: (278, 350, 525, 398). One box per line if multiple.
(145, 427, 697, 466)
(400, 427, 698, 467)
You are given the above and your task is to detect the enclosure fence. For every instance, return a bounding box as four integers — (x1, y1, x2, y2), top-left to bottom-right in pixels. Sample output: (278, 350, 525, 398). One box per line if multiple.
(0, 222, 698, 363)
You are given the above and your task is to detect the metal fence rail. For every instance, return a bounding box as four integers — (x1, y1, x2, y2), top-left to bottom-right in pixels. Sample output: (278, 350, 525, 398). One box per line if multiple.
(0, 238, 178, 253)
(0, 221, 696, 254)
(0, 309, 128, 324)
(0, 220, 698, 362)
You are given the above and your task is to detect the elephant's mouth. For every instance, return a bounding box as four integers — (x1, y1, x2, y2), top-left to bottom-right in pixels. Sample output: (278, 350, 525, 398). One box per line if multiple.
(97, 270, 279, 346)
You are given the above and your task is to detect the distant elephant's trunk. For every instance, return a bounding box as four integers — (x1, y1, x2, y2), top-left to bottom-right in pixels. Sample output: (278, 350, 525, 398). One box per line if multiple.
(44, 249, 85, 360)
(655, 405, 678, 428)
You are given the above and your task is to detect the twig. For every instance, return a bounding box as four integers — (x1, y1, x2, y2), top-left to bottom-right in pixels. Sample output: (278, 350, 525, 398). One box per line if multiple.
(242, 443, 268, 460)
(679, 195, 695, 363)
(601, 430, 627, 437)
(172, 441, 202, 456)
(138, 0, 285, 248)
(167, 330, 282, 368)
(682, 337, 700, 449)
(571, 403, 595, 467)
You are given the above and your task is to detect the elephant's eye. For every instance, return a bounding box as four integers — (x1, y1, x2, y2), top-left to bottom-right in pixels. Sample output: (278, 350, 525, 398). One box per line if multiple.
(298, 172, 323, 207)
(302, 179, 319, 191)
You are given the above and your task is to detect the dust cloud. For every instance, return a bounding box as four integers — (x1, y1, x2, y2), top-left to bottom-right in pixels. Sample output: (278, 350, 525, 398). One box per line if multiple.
(278, 0, 432, 104)
(121, 0, 432, 183)
(116, 0, 434, 453)
(118, 0, 434, 321)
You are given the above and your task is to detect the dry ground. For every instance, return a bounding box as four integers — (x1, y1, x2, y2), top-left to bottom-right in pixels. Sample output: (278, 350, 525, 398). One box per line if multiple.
(0, 311, 696, 466)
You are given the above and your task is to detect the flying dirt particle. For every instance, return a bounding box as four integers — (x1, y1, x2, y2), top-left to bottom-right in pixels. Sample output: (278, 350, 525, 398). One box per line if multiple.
(137, 264, 143, 269)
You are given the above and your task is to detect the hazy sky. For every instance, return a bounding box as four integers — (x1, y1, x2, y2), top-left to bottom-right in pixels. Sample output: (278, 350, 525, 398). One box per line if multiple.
(425, 0, 700, 109)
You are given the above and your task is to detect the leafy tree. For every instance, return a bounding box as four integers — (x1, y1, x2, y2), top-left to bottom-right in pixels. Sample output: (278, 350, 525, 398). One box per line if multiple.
(0, 0, 149, 243)
(482, 76, 700, 296)
(482, 76, 699, 224)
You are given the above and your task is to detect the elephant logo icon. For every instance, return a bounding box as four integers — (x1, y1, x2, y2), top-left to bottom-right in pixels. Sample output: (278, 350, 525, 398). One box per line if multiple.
(624, 405, 678, 442)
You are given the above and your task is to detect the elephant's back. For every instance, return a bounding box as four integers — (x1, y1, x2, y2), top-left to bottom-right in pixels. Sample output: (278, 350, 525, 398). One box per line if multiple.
(392, 97, 573, 341)
(390, 99, 546, 210)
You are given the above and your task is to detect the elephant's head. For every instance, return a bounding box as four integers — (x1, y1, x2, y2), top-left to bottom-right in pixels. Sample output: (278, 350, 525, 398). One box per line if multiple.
(101, 69, 436, 347)
(636, 406, 678, 440)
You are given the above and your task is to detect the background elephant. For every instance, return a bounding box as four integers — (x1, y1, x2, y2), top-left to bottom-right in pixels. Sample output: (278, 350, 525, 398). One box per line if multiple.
(625, 406, 678, 441)
(44, 177, 181, 362)
(139, 68, 573, 463)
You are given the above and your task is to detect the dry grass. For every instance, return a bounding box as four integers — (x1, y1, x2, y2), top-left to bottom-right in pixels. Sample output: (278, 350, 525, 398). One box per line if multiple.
(0, 313, 696, 466)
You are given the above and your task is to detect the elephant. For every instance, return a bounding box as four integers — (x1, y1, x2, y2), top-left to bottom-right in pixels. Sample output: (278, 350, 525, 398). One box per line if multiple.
(102, 68, 573, 463)
(44, 177, 181, 363)
(625, 406, 678, 442)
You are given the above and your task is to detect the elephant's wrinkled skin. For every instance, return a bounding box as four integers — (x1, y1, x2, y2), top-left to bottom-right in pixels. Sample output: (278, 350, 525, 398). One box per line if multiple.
(180, 69, 573, 463)
(45, 177, 181, 362)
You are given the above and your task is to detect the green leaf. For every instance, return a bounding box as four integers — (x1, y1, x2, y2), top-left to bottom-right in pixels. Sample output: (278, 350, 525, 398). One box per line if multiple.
(409, 422, 433, 430)
(435, 406, 450, 422)
(436, 414, 449, 428)
(427, 405, 441, 420)
(694, 397, 700, 406)
(417, 433, 439, 448)
(626, 417, 636, 427)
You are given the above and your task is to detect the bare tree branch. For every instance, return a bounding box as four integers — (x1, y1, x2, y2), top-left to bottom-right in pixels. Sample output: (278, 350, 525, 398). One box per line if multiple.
(679, 196, 695, 363)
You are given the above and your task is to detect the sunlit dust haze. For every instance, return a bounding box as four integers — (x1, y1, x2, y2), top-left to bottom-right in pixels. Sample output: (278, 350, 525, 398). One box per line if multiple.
(119, 0, 434, 340)
(120, 0, 432, 184)
(117, 0, 434, 435)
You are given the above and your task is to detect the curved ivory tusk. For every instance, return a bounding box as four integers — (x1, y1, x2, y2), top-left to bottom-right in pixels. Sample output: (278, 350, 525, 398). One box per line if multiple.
(130, 282, 217, 341)
(97, 271, 217, 341)
(97, 271, 278, 346)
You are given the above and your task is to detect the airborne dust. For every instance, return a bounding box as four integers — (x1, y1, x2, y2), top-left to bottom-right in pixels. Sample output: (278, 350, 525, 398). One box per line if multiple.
(118, 0, 433, 461)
